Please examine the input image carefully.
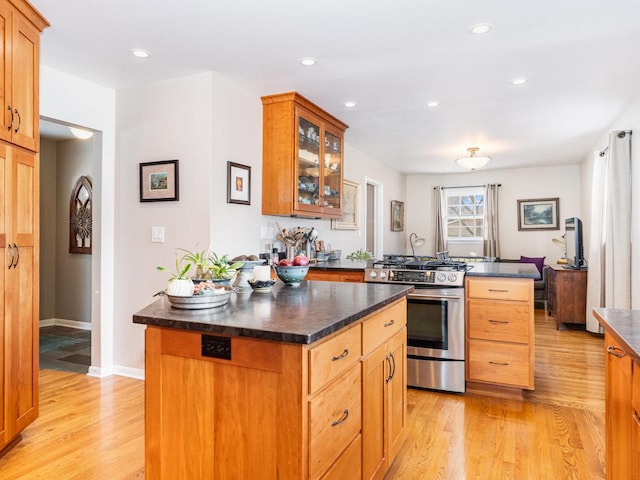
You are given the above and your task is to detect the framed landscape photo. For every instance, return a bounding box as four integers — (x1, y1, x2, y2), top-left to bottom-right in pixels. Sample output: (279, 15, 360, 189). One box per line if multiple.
(227, 162, 251, 205)
(139, 159, 179, 202)
(517, 197, 560, 231)
(391, 200, 404, 231)
(332, 179, 359, 230)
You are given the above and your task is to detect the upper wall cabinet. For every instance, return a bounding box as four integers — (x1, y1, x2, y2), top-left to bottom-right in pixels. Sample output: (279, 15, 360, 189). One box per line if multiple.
(262, 92, 348, 219)
(0, 0, 49, 152)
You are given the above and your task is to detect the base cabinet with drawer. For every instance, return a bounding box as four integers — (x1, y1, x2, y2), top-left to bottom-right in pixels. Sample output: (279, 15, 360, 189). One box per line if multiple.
(306, 269, 364, 283)
(466, 277, 535, 394)
(143, 298, 406, 480)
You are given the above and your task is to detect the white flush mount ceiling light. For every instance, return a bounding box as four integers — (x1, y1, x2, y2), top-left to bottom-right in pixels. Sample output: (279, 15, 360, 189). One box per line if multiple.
(131, 48, 151, 59)
(426, 101, 439, 107)
(455, 147, 491, 170)
(470, 23, 492, 35)
(344, 100, 357, 108)
(69, 127, 94, 139)
(511, 77, 528, 85)
(299, 57, 317, 66)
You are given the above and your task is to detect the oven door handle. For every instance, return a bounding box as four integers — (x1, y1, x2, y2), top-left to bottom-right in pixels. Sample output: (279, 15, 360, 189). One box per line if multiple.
(408, 294, 462, 300)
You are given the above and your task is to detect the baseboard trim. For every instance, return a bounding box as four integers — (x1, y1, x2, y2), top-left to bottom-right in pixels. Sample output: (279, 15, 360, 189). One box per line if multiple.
(87, 365, 145, 381)
(39, 318, 92, 331)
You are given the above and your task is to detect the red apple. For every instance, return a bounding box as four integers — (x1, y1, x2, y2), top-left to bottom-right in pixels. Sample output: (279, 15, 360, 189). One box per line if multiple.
(278, 258, 292, 267)
(293, 254, 309, 266)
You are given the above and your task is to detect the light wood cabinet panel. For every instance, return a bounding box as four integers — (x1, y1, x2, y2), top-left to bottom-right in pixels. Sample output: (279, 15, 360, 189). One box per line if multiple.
(309, 324, 360, 394)
(466, 277, 535, 393)
(0, 0, 47, 151)
(261, 92, 348, 219)
(604, 332, 632, 480)
(320, 435, 362, 480)
(386, 328, 407, 463)
(633, 361, 640, 480)
(362, 300, 406, 354)
(306, 269, 364, 283)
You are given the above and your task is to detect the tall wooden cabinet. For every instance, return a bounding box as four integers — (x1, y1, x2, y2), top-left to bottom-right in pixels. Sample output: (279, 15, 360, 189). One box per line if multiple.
(0, 0, 47, 454)
(261, 92, 348, 219)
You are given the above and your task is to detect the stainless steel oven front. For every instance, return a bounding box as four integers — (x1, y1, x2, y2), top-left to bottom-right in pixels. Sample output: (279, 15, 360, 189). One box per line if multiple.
(406, 287, 465, 393)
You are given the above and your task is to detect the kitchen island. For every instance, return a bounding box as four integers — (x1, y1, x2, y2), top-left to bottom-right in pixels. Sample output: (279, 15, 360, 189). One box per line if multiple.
(133, 281, 412, 480)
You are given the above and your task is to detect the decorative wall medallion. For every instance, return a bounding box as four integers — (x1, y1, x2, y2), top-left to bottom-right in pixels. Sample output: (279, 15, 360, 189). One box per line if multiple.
(70, 176, 92, 254)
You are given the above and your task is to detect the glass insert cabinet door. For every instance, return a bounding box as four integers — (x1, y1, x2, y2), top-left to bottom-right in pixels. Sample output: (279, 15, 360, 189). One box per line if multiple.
(323, 130, 342, 209)
(297, 115, 321, 207)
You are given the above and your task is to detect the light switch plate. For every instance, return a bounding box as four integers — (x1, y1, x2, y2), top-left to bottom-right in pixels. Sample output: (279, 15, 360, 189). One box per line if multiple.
(151, 226, 165, 243)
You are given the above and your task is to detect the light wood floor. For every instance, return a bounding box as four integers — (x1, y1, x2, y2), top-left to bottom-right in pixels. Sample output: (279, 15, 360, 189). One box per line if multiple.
(0, 310, 605, 479)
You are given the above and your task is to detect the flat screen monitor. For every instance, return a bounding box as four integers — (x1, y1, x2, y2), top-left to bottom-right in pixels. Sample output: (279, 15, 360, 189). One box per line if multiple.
(564, 217, 585, 269)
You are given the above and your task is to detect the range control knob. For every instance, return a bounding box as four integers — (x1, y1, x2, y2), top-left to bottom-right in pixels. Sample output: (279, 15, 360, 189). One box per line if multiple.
(437, 273, 447, 283)
(369, 271, 378, 279)
(379, 271, 387, 279)
(448, 273, 458, 283)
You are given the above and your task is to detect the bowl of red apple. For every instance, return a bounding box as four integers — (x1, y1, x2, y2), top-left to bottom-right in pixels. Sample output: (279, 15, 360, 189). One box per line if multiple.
(274, 254, 310, 286)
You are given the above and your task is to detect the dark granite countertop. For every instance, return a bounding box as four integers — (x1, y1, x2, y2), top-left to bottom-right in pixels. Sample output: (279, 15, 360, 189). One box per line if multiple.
(465, 262, 540, 279)
(593, 307, 640, 361)
(133, 281, 412, 345)
(310, 259, 371, 271)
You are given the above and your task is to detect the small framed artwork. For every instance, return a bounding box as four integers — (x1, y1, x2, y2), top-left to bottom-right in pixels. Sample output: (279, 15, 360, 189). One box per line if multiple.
(227, 162, 251, 205)
(139, 159, 179, 202)
(517, 197, 560, 231)
(332, 179, 359, 230)
(391, 200, 404, 232)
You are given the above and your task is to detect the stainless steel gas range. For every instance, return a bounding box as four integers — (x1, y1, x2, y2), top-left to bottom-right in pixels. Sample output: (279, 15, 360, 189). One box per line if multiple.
(365, 255, 469, 393)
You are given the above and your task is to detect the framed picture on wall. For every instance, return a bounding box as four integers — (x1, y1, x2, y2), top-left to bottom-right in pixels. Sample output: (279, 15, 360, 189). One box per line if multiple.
(331, 179, 359, 230)
(227, 162, 251, 205)
(517, 197, 560, 231)
(391, 200, 404, 231)
(139, 159, 179, 202)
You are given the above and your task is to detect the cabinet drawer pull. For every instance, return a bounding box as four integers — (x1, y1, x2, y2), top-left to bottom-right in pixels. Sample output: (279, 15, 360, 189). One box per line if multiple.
(389, 352, 396, 381)
(488, 361, 509, 366)
(7, 243, 13, 269)
(488, 289, 509, 293)
(489, 319, 509, 324)
(606, 345, 626, 358)
(331, 409, 349, 427)
(12, 243, 19, 268)
(633, 411, 640, 425)
(331, 349, 349, 361)
(383, 319, 395, 327)
(385, 354, 392, 383)
(7, 105, 13, 132)
(14, 109, 20, 133)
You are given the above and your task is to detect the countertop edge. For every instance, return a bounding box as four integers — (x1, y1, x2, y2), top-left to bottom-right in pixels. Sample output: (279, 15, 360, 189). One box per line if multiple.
(593, 307, 640, 361)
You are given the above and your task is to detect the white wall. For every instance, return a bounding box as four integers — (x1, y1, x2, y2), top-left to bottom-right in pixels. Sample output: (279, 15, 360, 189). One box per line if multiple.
(406, 164, 582, 263)
(39, 139, 56, 320)
(40, 67, 116, 375)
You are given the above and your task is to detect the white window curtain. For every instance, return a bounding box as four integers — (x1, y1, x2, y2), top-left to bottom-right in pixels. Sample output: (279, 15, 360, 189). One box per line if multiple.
(585, 130, 632, 333)
(433, 186, 446, 253)
(483, 184, 500, 258)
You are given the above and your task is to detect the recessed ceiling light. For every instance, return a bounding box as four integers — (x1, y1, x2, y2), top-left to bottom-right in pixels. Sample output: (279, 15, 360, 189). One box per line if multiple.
(299, 57, 317, 66)
(427, 101, 439, 107)
(344, 101, 357, 108)
(511, 77, 528, 85)
(471, 23, 492, 35)
(131, 49, 151, 59)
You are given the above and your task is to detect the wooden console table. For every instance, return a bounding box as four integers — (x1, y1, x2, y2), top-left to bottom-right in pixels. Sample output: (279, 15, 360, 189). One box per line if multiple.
(547, 265, 588, 330)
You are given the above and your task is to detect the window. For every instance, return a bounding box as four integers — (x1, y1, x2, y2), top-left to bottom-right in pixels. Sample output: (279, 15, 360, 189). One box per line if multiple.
(445, 187, 484, 240)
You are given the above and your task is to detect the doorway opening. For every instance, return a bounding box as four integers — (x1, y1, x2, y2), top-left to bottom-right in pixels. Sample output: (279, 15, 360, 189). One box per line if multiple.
(39, 118, 99, 374)
(365, 177, 383, 258)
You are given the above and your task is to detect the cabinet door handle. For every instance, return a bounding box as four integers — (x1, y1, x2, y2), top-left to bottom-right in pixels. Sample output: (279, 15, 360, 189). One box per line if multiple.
(385, 354, 392, 384)
(14, 109, 20, 133)
(633, 411, 640, 425)
(489, 319, 509, 324)
(12, 244, 19, 268)
(383, 319, 395, 327)
(606, 345, 626, 358)
(7, 243, 13, 269)
(331, 409, 349, 427)
(489, 361, 509, 366)
(7, 105, 13, 132)
(331, 349, 349, 361)
(488, 289, 509, 293)
(389, 352, 396, 380)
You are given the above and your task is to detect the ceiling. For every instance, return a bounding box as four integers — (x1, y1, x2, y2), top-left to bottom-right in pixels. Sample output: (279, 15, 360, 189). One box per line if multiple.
(32, 0, 640, 174)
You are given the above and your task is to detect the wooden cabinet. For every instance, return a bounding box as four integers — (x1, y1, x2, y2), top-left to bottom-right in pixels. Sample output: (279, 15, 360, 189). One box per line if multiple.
(547, 265, 587, 330)
(466, 277, 535, 394)
(0, 0, 48, 151)
(633, 361, 640, 479)
(604, 332, 632, 480)
(144, 298, 407, 480)
(261, 92, 348, 219)
(306, 269, 364, 283)
(362, 301, 407, 480)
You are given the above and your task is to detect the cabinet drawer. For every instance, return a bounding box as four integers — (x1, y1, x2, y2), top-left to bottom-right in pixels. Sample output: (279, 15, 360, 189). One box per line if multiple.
(309, 364, 362, 480)
(309, 324, 361, 394)
(319, 434, 362, 480)
(468, 339, 531, 388)
(363, 300, 407, 354)
(467, 299, 530, 343)
(467, 277, 531, 302)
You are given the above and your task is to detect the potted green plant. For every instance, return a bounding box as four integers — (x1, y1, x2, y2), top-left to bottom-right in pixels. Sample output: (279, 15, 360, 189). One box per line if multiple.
(209, 252, 244, 285)
(156, 255, 194, 297)
(177, 247, 214, 281)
